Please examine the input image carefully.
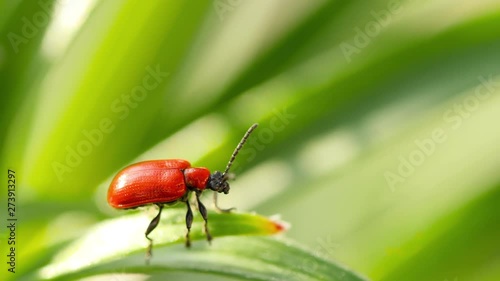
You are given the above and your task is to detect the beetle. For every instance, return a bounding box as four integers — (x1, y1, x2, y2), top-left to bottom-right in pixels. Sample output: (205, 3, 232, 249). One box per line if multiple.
(107, 123, 258, 261)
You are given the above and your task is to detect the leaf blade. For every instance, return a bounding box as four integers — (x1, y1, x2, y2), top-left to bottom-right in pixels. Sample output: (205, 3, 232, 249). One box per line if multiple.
(38, 210, 367, 281)
(39, 210, 285, 279)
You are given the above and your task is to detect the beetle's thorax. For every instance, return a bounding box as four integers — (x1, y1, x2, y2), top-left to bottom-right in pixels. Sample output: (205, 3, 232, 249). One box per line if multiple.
(183, 167, 210, 191)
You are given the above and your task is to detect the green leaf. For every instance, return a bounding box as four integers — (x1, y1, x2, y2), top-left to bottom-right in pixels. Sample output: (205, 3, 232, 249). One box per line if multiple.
(379, 185, 500, 281)
(38, 210, 283, 279)
(38, 210, 367, 281)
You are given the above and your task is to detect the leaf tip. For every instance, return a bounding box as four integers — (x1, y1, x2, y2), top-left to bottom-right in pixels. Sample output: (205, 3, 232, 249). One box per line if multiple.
(269, 214, 290, 233)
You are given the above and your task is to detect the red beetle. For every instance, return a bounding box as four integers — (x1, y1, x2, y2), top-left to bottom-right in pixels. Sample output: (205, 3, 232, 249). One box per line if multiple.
(108, 124, 258, 261)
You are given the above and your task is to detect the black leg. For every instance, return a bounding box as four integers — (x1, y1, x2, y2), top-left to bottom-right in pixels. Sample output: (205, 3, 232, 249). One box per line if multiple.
(213, 192, 235, 213)
(185, 199, 193, 248)
(197, 192, 212, 244)
(145, 204, 163, 263)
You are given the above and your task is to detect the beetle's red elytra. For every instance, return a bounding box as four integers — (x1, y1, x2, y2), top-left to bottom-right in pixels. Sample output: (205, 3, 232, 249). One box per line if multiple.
(108, 159, 210, 208)
(107, 124, 259, 262)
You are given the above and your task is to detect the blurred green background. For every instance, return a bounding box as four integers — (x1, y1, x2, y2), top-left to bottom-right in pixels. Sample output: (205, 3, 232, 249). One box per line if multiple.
(1, 0, 500, 280)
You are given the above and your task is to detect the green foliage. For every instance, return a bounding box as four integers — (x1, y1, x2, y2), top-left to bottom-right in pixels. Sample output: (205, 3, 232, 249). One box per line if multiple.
(37, 210, 366, 281)
(1, 0, 500, 280)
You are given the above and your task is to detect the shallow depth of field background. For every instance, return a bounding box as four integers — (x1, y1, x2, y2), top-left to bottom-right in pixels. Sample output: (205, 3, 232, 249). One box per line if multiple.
(1, 0, 500, 280)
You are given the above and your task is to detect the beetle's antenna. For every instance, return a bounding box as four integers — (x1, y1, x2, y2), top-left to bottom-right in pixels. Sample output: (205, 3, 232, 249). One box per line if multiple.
(222, 123, 258, 177)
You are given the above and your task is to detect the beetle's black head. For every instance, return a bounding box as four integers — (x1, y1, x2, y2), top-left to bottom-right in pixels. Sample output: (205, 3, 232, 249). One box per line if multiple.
(207, 171, 230, 194)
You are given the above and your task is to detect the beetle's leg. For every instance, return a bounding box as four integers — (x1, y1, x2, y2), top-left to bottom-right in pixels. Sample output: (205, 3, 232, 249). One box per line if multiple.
(197, 192, 212, 244)
(145, 204, 163, 263)
(185, 199, 193, 248)
(213, 192, 235, 213)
